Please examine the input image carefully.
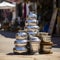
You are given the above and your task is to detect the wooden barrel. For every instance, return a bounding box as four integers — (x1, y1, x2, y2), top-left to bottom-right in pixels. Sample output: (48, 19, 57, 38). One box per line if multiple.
(41, 45, 52, 54)
(39, 41, 53, 54)
(41, 35, 52, 43)
(37, 32, 49, 38)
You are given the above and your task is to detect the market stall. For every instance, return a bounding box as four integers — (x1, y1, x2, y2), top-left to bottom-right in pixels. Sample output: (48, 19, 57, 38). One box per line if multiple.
(0, 1, 16, 9)
(0, 1, 16, 30)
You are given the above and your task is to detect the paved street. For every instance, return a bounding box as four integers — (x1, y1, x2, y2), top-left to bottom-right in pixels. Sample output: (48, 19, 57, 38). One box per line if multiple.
(52, 37, 60, 52)
(0, 31, 60, 60)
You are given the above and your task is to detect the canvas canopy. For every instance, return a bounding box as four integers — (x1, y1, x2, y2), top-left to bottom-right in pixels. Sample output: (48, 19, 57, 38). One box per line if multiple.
(0, 1, 16, 21)
(0, 1, 16, 9)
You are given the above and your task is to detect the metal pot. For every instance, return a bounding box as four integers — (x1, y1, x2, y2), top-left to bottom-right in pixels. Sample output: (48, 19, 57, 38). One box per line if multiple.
(30, 37, 40, 42)
(25, 25, 39, 32)
(16, 32, 27, 40)
(27, 31, 38, 36)
(29, 13, 37, 19)
(14, 40, 28, 46)
(25, 19, 38, 26)
(30, 37, 41, 53)
(13, 46, 27, 53)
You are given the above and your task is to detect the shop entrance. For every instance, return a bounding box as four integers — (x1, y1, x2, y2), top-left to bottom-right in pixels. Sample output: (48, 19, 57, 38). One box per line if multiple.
(28, 0, 54, 32)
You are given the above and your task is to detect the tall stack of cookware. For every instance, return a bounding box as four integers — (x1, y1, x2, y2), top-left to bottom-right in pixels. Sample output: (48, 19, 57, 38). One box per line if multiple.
(13, 30, 28, 54)
(25, 14, 41, 54)
(13, 13, 53, 54)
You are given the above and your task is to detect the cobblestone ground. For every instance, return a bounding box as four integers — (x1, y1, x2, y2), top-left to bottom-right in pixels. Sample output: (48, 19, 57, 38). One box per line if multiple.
(0, 31, 60, 60)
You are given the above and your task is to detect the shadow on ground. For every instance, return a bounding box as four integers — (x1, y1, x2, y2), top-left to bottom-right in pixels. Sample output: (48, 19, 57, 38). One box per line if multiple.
(7, 52, 34, 55)
(52, 37, 60, 48)
(0, 30, 60, 48)
(0, 30, 16, 38)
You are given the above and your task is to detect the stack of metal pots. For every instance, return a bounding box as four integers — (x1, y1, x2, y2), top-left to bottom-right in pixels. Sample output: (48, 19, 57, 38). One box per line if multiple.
(25, 14, 39, 36)
(25, 14, 41, 54)
(29, 36, 41, 54)
(13, 13, 53, 54)
(38, 32, 53, 54)
(13, 30, 28, 54)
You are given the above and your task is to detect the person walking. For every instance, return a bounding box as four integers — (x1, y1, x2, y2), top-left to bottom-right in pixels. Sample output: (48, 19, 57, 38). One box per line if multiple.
(16, 0, 30, 30)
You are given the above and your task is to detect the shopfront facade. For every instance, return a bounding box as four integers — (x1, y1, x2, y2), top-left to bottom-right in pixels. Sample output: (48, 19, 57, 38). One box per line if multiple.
(0, 0, 60, 35)
(56, 0, 60, 35)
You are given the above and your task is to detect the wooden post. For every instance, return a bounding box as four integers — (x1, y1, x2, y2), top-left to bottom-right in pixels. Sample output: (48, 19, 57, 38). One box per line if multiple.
(48, 8, 58, 35)
(53, 0, 56, 9)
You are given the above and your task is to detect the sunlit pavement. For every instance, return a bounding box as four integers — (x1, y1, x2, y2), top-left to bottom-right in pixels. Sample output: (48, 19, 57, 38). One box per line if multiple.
(0, 31, 60, 60)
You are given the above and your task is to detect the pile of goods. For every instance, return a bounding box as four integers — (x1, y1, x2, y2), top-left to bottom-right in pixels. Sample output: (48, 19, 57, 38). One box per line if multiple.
(13, 30, 28, 54)
(13, 13, 53, 54)
(25, 13, 41, 54)
(37, 32, 53, 54)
